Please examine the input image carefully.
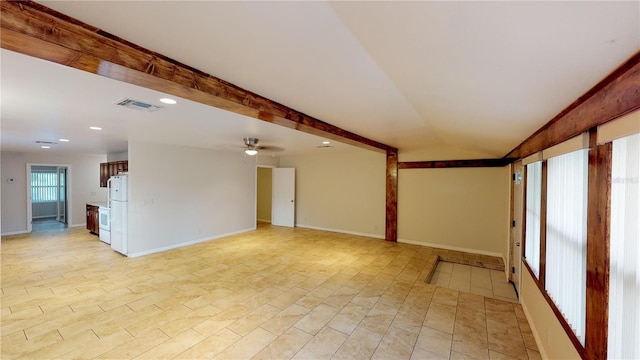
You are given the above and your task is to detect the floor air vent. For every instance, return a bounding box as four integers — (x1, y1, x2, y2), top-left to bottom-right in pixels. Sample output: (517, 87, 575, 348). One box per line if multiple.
(115, 98, 163, 112)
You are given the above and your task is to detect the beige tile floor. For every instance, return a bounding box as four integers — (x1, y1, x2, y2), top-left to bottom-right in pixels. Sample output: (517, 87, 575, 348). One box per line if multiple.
(1, 224, 540, 359)
(430, 263, 519, 303)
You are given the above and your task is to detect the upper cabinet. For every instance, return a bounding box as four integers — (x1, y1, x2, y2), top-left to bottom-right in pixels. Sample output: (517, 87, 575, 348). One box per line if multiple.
(100, 161, 128, 187)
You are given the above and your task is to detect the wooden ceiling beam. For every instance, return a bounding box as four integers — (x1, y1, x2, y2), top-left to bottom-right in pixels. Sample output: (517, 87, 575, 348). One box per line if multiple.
(398, 158, 515, 169)
(0, 0, 396, 154)
(505, 51, 640, 159)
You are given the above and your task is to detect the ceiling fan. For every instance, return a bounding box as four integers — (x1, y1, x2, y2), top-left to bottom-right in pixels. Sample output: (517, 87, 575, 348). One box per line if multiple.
(243, 137, 283, 156)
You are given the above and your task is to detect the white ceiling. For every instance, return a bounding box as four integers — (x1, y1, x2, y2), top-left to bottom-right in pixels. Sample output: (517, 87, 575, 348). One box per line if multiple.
(1, 49, 355, 156)
(2, 1, 638, 158)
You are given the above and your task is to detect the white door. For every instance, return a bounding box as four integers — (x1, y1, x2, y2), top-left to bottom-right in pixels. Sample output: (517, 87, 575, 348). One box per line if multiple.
(272, 168, 295, 227)
(511, 161, 524, 296)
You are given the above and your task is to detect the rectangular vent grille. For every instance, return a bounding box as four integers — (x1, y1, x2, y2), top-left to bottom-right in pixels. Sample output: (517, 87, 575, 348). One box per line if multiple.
(115, 98, 163, 112)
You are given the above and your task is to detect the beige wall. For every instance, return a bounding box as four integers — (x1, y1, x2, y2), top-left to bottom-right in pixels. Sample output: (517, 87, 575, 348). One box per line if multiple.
(280, 149, 386, 238)
(521, 269, 580, 359)
(127, 141, 256, 256)
(256, 154, 279, 167)
(256, 167, 272, 222)
(398, 166, 510, 259)
(399, 145, 499, 162)
(1, 151, 106, 234)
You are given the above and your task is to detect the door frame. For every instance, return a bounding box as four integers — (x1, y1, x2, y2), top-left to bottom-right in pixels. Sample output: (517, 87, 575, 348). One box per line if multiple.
(509, 160, 524, 296)
(56, 166, 69, 224)
(26, 163, 72, 232)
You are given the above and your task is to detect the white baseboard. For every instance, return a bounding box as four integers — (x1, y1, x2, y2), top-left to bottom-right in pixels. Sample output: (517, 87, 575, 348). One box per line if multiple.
(32, 215, 57, 219)
(398, 238, 504, 259)
(127, 227, 256, 258)
(295, 224, 385, 240)
(1, 230, 30, 236)
(71, 223, 85, 228)
(521, 296, 548, 360)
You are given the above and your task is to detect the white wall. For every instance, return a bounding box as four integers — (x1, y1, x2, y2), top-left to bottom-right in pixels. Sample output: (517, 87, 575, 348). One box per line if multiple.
(280, 149, 386, 238)
(256, 154, 279, 167)
(521, 269, 580, 359)
(32, 202, 58, 218)
(398, 166, 510, 259)
(1, 151, 106, 234)
(107, 151, 128, 162)
(127, 141, 256, 256)
(1, 152, 28, 234)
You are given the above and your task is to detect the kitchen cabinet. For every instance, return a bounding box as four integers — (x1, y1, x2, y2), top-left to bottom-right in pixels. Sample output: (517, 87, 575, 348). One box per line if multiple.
(100, 161, 128, 187)
(86, 204, 99, 235)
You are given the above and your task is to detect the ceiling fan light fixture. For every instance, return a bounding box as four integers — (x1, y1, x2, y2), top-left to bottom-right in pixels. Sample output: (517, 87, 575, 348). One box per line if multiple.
(244, 148, 258, 156)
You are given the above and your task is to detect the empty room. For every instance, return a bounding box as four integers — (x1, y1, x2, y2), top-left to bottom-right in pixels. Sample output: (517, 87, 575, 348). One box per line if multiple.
(1, 1, 639, 359)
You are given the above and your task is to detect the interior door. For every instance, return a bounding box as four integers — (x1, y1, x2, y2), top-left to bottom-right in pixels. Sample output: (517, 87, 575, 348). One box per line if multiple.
(57, 166, 68, 225)
(511, 161, 524, 295)
(272, 168, 295, 227)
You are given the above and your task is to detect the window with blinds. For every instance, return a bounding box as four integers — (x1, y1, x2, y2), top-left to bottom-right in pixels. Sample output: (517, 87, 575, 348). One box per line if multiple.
(545, 148, 589, 345)
(524, 161, 542, 278)
(31, 169, 60, 203)
(608, 132, 640, 359)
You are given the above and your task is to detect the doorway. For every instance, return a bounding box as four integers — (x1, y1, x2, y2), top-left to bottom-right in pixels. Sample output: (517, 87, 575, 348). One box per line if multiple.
(27, 164, 70, 232)
(256, 167, 273, 224)
(255, 166, 296, 228)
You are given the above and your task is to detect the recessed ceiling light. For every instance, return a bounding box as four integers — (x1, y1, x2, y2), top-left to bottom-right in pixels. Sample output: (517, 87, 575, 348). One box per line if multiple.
(160, 98, 177, 105)
(322, 141, 331, 145)
(41, 145, 50, 149)
(89, 126, 102, 131)
(59, 138, 70, 142)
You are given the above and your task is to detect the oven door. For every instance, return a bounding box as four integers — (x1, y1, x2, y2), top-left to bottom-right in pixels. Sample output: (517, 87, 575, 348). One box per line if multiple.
(98, 206, 111, 244)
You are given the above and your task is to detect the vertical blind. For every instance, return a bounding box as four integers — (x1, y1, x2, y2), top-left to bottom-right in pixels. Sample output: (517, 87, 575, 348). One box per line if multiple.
(608, 132, 640, 359)
(31, 169, 59, 203)
(525, 161, 542, 277)
(545, 149, 589, 345)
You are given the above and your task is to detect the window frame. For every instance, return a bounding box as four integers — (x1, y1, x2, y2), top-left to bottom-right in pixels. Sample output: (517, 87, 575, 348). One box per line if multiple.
(521, 129, 612, 358)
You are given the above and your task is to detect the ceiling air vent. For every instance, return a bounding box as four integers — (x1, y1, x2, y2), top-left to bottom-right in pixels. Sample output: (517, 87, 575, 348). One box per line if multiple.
(35, 140, 58, 145)
(114, 98, 163, 112)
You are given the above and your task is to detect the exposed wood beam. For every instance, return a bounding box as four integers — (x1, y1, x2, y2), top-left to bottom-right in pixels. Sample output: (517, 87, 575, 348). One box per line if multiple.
(398, 158, 514, 170)
(1, 0, 400, 243)
(385, 150, 398, 242)
(585, 130, 611, 360)
(505, 51, 640, 159)
(0, 0, 396, 154)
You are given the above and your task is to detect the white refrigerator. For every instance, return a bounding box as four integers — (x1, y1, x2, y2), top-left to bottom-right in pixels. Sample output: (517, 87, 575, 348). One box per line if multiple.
(109, 174, 128, 255)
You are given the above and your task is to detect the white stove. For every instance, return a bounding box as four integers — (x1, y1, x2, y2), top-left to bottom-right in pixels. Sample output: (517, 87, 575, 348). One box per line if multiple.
(98, 206, 111, 244)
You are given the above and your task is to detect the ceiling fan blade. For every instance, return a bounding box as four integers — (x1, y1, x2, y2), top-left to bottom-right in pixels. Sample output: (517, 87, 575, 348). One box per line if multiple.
(257, 145, 285, 152)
